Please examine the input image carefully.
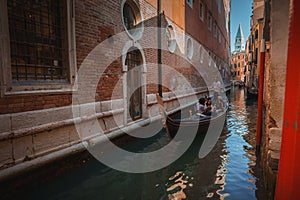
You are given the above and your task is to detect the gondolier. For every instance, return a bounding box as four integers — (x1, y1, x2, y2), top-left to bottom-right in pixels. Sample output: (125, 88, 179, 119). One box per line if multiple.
(213, 77, 221, 101)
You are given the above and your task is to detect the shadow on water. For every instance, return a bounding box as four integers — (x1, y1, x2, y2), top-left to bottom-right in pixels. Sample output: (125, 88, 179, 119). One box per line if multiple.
(1, 88, 268, 200)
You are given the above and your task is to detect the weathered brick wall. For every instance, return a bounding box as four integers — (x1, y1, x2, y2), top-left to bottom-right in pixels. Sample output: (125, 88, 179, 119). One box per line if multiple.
(0, 0, 228, 178)
(260, 0, 290, 198)
(1, 0, 229, 114)
(0, 94, 72, 114)
(185, 0, 230, 62)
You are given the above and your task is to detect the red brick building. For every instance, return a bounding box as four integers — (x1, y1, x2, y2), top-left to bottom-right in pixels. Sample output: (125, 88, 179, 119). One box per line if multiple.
(0, 0, 230, 177)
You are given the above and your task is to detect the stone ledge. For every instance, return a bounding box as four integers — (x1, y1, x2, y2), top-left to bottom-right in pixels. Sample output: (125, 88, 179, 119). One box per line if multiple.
(269, 128, 282, 151)
(268, 150, 280, 170)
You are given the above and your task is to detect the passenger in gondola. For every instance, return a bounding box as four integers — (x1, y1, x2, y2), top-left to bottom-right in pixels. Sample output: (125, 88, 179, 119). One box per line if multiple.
(197, 98, 212, 116)
(205, 97, 212, 112)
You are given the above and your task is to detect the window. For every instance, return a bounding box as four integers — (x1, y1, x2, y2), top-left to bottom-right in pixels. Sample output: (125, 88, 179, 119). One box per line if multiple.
(8, 0, 67, 82)
(218, 0, 222, 14)
(208, 11, 212, 31)
(123, 3, 136, 31)
(1, 0, 76, 93)
(122, 0, 144, 40)
(255, 29, 258, 39)
(218, 29, 222, 44)
(187, 0, 193, 8)
(166, 25, 176, 53)
(213, 22, 217, 38)
(199, 1, 204, 21)
(186, 36, 193, 60)
(254, 48, 258, 64)
(126, 48, 143, 121)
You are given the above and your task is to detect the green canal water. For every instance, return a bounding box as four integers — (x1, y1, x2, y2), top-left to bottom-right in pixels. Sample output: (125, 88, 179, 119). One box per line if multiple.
(1, 88, 268, 200)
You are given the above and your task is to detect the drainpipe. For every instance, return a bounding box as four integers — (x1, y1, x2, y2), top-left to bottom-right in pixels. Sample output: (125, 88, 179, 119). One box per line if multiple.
(256, 39, 265, 146)
(275, 0, 300, 198)
(157, 0, 162, 97)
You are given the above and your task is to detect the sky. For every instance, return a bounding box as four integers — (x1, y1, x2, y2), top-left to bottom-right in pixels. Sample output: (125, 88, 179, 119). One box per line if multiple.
(230, 0, 253, 52)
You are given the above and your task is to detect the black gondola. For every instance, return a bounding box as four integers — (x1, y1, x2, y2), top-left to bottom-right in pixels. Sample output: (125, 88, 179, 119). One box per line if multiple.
(156, 94, 228, 138)
(165, 108, 228, 138)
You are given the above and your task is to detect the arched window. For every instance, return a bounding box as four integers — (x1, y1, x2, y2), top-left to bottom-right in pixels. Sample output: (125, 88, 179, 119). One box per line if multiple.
(186, 37, 194, 60)
(166, 25, 176, 53)
(122, 0, 143, 40)
(123, 3, 136, 32)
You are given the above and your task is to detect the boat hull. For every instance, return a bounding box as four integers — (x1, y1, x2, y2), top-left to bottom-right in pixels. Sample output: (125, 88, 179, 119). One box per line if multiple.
(166, 108, 228, 138)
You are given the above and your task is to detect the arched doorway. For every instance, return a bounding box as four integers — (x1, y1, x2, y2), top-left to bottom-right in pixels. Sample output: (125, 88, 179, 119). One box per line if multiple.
(125, 48, 143, 121)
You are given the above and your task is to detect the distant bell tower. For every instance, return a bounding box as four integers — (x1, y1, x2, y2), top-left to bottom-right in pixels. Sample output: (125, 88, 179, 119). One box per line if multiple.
(234, 24, 245, 52)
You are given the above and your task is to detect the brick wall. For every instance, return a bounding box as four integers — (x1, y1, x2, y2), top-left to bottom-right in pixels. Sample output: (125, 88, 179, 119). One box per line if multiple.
(185, 0, 230, 62)
(1, 0, 229, 114)
(0, 94, 72, 114)
(0, 0, 229, 177)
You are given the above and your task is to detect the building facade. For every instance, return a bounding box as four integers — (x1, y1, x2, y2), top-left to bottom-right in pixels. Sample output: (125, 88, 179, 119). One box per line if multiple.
(230, 52, 246, 82)
(244, 0, 264, 94)
(259, 0, 290, 198)
(245, 0, 290, 198)
(0, 0, 230, 178)
(230, 24, 246, 84)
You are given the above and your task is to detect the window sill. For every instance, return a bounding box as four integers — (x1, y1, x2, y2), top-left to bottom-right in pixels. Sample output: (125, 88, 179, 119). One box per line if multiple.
(3, 84, 75, 96)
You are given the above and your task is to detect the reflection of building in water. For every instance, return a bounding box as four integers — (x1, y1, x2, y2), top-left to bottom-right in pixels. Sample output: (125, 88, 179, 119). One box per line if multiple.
(0, 0, 231, 178)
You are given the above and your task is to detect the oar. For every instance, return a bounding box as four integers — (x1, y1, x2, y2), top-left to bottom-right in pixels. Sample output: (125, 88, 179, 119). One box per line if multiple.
(156, 93, 170, 136)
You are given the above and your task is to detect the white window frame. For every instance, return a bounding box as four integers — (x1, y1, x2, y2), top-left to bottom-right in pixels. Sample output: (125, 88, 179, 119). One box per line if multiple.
(0, 0, 77, 96)
(187, 0, 193, 8)
(208, 11, 212, 31)
(199, 1, 204, 21)
(213, 22, 217, 38)
(166, 24, 177, 53)
(186, 36, 194, 60)
(121, 0, 144, 41)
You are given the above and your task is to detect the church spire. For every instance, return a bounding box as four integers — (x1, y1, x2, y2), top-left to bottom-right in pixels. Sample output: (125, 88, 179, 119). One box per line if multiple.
(234, 24, 245, 52)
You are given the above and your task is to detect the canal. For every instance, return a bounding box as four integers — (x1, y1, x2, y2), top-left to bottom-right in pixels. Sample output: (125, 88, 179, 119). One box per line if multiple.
(2, 88, 268, 200)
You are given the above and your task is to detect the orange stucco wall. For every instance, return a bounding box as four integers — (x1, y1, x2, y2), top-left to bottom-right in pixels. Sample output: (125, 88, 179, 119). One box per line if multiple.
(146, 0, 185, 29)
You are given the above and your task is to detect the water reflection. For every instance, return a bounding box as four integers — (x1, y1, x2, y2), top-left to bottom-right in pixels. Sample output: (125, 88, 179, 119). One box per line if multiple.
(216, 88, 266, 200)
(2, 88, 268, 200)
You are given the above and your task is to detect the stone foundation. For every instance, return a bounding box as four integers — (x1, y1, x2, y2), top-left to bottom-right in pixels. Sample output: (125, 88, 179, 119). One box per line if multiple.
(0, 90, 208, 181)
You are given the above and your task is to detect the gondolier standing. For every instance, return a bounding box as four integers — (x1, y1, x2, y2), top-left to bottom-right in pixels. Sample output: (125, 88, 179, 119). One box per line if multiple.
(213, 77, 221, 101)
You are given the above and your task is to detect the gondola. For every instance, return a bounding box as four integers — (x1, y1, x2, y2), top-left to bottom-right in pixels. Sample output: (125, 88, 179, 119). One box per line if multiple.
(156, 94, 228, 138)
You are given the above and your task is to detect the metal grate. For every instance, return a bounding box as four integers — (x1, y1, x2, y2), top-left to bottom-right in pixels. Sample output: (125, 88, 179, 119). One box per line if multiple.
(7, 0, 67, 82)
(126, 49, 141, 69)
